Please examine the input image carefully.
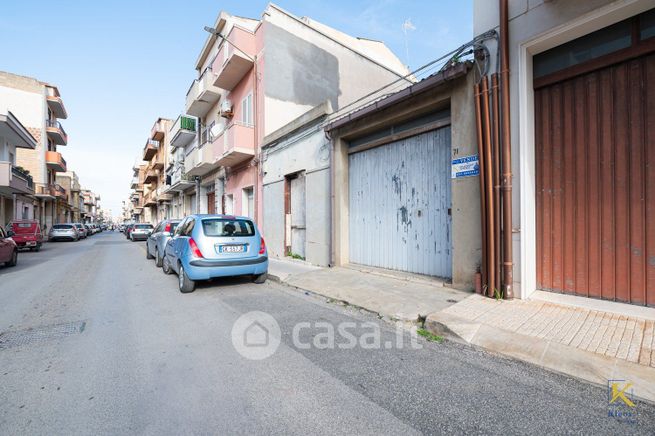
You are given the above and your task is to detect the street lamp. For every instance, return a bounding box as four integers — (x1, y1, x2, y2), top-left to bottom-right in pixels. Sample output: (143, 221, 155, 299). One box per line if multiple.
(203, 26, 255, 62)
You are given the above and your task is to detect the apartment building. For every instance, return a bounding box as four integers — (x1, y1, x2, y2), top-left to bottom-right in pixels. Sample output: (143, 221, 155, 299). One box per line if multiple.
(0, 71, 70, 230)
(474, 1, 654, 306)
(140, 118, 173, 224)
(167, 4, 409, 227)
(56, 171, 82, 223)
(80, 189, 100, 223)
(0, 110, 38, 227)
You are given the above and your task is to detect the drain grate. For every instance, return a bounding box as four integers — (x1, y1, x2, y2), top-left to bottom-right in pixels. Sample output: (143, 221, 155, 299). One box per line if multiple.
(0, 320, 86, 350)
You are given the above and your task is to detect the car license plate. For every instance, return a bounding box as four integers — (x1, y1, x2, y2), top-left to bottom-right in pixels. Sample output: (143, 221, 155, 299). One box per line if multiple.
(219, 244, 245, 253)
(27, 241, 36, 246)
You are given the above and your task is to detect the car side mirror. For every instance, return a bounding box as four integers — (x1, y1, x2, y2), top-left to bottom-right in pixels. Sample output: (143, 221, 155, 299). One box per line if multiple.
(6, 230, 14, 237)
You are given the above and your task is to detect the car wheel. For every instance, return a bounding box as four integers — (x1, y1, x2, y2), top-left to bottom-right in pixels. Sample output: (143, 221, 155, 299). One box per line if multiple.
(35, 244, 41, 252)
(253, 273, 268, 284)
(6, 250, 17, 267)
(155, 249, 163, 268)
(162, 255, 172, 275)
(178, 265, 196, 293)
(146, 244, 154, 259)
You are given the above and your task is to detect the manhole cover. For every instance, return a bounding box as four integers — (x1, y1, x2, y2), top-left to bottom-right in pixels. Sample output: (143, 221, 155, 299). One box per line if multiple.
(0, 320, 86, 349)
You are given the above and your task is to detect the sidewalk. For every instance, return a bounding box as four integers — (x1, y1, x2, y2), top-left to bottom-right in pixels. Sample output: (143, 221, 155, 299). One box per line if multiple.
(425, 293, 655, 403)
(267, 258, 469, 322)
(268, 257, 655, 403)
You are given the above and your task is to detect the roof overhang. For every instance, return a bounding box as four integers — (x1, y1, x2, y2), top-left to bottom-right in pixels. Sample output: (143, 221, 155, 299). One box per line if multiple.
(325, 62, 471, 133)
(0, 111, 38, 149)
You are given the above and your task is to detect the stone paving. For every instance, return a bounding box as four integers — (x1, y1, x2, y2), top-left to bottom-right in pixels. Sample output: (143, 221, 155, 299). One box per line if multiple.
(442, 294, 655, 367)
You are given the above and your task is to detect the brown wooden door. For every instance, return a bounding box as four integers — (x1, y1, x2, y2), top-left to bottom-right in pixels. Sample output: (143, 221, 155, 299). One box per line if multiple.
(207, 192, 215, 215)
(535, 53, 655, 306)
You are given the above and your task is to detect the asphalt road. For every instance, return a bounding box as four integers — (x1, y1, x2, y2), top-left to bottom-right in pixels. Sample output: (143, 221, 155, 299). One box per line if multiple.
(1, 231, 654, 435)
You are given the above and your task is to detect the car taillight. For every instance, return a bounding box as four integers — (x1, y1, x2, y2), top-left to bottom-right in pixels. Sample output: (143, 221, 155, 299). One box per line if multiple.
(188, 238, 204, 258)
(164, 223, 171, 233)
(259, 237, 266, 255)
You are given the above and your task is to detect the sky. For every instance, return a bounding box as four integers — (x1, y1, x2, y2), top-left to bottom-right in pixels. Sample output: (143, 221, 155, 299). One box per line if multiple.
(0, 0, 472, 219)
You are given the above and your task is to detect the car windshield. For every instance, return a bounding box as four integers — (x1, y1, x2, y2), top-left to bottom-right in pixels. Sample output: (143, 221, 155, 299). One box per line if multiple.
(53, 225, 73, 229)
(135, 224, 153, 229)
(202, 218, 255, 237)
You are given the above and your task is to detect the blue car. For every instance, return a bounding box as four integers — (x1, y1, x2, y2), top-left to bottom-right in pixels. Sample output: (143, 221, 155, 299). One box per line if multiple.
(162, 214, 268, 293)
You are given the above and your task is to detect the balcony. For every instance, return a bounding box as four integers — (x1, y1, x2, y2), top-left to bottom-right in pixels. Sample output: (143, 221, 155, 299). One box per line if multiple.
(170, 115, 197, 149)
(0, 162, 34, 195)
(156, 185, 172, 202)
(143, 139, 159, 161)
(151, 119, 166, 141)
(46, 120, 68, 145)
(214, 122, 255, 167)
(45, 151, 67, 172)
(185, 142, 219, 177)
(169, 167, 195, 191)
(186, 68, 222, 117)
(212, 27, 255, 90)
(35, 183, 66, 200)
(144, 192, 157, 207)
(130, 177, 139, 189)
(144, 167, 158, 184)
(152, 156, 165, 171)
(46, 86, 68, 119)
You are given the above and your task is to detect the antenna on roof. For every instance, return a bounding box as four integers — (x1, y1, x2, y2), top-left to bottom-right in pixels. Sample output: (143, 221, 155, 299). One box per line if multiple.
(402, 18, 416, 69)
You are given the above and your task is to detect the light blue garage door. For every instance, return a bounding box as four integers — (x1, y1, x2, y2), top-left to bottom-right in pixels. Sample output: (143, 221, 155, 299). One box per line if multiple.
(348, 127, 452, 278)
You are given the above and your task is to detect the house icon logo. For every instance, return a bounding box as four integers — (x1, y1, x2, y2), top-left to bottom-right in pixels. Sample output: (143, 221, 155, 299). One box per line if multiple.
(244, 321, 269, 347)
(231, 311, 281, 360)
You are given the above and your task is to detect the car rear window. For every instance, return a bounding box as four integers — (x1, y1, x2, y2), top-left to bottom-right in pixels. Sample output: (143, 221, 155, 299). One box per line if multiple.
(12, 223, 36, 232)
(202, 219, 255, 237)
(135, 224, 153, 229)
(53, 224, 73, 229)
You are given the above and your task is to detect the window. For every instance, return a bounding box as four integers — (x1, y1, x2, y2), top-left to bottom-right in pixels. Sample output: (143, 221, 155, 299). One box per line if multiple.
(202, 218, 255, 237)
(241, 93, 253, 126)
(134, 224, 153, 229)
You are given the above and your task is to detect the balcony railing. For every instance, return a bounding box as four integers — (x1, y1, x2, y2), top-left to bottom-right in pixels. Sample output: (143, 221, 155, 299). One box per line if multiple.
(169, 167, 195, 191)
(45, 150, 67, 172)
(211, 26, 255, 90)
(214, 122, 255, 167)
(170, 114, 197, 149)
(143, 139, 159, 160)
(11, 166, 33, 189)
(46, 86, 68, 119)
(46, 120, 68, 145)
(35, 183, 66, 199)
(185, 67, 222, 117)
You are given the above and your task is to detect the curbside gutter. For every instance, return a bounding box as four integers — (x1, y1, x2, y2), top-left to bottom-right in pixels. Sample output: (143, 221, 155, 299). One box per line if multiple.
(424, 311, 655, 405)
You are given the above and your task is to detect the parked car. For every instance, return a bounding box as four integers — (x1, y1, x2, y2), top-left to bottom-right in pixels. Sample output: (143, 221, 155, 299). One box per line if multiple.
(125, 224, 135, 239)
(84, 224, 93, 235)
(118, 224, 126, 233)
(146, 219, 181, 267)
(88, 224, 98, 234)
(49, 224, 79, 242)
(73, 223, 87, 239)
(162, 214, 268, 293)
(130, 223, 153, 241)
(0, 226, 18, 267)
(6, 220, 43, 251)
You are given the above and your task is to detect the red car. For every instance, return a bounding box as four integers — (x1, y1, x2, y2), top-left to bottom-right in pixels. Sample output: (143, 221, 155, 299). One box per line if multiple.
(0, 226, 18, 267)
(7, 220, 43, 251)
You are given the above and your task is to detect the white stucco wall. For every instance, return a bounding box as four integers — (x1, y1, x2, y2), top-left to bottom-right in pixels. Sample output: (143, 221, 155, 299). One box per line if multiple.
(262, 122, 331, 265)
